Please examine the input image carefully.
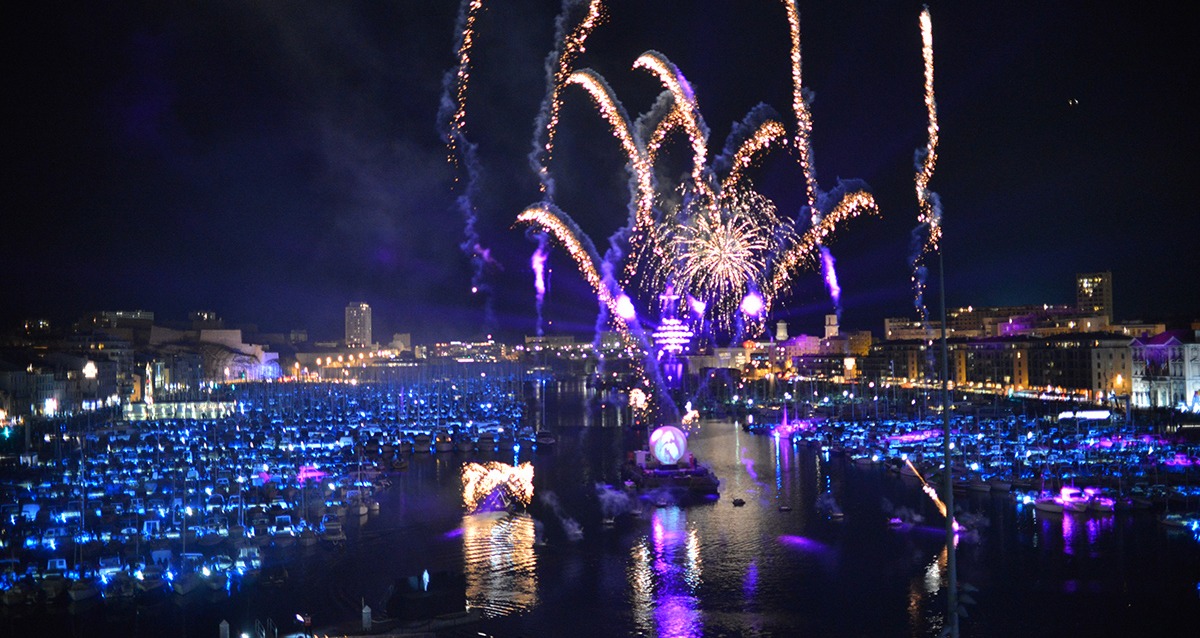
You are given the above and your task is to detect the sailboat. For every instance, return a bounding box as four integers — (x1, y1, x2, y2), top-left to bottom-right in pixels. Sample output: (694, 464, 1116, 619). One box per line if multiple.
(68, 435, 99, 602)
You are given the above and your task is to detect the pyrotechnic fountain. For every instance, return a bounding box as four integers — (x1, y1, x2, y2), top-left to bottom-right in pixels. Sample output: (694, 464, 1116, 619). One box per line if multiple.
(461, 462, 535, 514)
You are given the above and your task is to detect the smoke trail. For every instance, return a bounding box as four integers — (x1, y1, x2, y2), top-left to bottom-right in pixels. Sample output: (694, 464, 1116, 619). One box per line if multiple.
(815, 492, 842, 517)
(539, 491, 583, 542)
(594, 483, 635, 518)
(438, 0, 496, 328)
(712, 103, 782, 178)
(531, 233, 550, 336)
(819, 246, 841, 320)
(530, 0, 606, 198)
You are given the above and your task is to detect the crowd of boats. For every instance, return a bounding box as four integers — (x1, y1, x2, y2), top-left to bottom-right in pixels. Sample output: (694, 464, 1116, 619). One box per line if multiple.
(753, 410, 1200, 535)
(0, 379, 541, 609)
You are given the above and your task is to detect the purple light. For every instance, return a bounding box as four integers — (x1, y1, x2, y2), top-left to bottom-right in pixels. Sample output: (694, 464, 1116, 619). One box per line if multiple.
(616, 295, 637, 321)
(688, 296, 706, 316)
(1165, 453, 1197, 467)
(531, 244, 548, 297)
(778, 535, 827, 552)
(647, 508, 702, 638)
(740, 292, 764, 316)
(819, 246, 841, 313)
(743, 560, 758, 598)
(772, 421, 814, 438)
(297, 465, 325, 484)
(532, 239, 549, 335)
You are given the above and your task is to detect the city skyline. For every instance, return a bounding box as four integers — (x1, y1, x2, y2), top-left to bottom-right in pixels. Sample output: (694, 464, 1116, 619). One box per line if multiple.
(8, 1, 1198, 343)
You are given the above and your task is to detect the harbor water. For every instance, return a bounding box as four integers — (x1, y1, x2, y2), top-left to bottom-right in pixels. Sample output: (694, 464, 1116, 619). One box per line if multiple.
(4, 416, 1199, 637)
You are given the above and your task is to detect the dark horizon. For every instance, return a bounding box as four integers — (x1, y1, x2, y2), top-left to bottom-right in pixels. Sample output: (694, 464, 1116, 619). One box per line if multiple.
(7, 1, 1199, 344)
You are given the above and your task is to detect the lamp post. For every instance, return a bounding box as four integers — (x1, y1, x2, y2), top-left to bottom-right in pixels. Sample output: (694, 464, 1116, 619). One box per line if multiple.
(938, 251, 959, 638)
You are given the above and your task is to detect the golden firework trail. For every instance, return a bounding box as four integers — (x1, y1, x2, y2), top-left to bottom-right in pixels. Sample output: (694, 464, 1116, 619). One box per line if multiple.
(515, 202, 631, 337)
(719, 119, 790, 194)
(634, 51, 715, 203)
(771, 190, 879, 294)
(915, 8, 940, 253)
(565, 70, 655, 234)
(904, 460, 958, 529)
(538, 0, 606, 193)
(446, 0, 486, 166)
(781, 0, 819, 222)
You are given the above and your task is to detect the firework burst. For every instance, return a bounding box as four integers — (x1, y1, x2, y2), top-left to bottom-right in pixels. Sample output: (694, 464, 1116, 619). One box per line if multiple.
(665, 189, 791, 331)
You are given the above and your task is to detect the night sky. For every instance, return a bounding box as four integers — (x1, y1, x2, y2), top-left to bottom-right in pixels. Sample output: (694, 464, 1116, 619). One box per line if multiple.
(7, 1, 1198, 343)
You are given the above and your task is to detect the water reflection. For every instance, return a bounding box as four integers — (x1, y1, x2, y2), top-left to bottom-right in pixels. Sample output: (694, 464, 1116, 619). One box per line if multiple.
(629, 506, 704, 638)
(1062, 511, 1113, 557)
(461, 512, 538, 616)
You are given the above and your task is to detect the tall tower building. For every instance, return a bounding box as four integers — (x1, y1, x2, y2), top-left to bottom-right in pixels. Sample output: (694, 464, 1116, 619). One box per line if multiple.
(825, 314, 839, 339)
(1076, 272, 1113, 321)
(345, 302, 372, 347)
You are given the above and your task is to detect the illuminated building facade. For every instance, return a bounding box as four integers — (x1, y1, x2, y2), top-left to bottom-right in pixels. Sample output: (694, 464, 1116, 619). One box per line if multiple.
(345, 302, 372, 348)
(1091, 338, 1133, 402)
(1076, 271, 1113, 321)
(1130, 330, 1200, 412)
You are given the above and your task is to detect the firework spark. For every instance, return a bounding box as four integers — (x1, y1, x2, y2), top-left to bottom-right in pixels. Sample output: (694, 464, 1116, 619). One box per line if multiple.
(443, 0, 486, 166)
(781, 0, 819, 221)
(532, 0, 607, 196)
(771, 189, 879, 294)
(719, 119, 789, 194)
(911, 8, 941, 324)
(669, 189, 783, 329)
(904, 460, 955, 528)
(915, 8, 940, 252)
(634, 51, 714, 201)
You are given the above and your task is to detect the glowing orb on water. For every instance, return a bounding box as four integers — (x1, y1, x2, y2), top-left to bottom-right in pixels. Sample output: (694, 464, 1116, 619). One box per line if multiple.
(650, 426, 688, 465)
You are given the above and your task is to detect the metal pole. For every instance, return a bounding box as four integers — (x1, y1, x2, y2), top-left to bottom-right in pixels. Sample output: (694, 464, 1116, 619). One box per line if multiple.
(939, 250, 959, 637)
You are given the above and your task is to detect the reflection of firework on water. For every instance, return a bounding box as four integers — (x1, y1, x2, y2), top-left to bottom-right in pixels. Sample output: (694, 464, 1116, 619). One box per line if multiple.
(462, 512, 539, 616)
(461, 462, 535, 514)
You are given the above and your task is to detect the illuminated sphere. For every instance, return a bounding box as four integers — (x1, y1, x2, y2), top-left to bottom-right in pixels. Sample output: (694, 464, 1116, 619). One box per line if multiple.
(649, 426, 688, 465)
